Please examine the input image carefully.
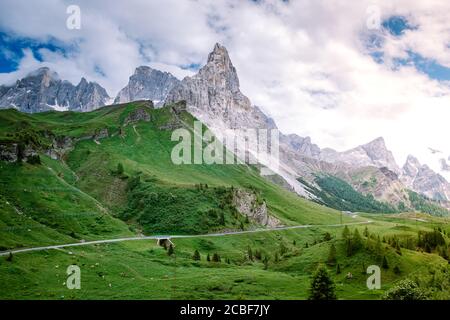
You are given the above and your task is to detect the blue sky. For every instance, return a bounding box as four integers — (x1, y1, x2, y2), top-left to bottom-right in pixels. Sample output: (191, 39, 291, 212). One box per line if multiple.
(367, 15, 450, 81)
(0, 32, 69, 73)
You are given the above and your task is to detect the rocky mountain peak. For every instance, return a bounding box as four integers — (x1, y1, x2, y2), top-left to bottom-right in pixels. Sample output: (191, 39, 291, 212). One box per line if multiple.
(401, 154, 450, 201)
(114, 66, 180, 106)
(78, 77, 88, 86)
(27, 67, 59, 88)
(360, 137, 388, 156)
(165, 43, 258, 129)
(404, 155, 421, 169)
(282, 134, 321, 159)
(0, 67, 110, 113)
(357, 137, 400, 173)
(29, 66, 57, 78)
(208, 43, 230, 63)
(196, 42, 240, 94)
(364, 136, 385, 147)
(134, 66, 153, 75)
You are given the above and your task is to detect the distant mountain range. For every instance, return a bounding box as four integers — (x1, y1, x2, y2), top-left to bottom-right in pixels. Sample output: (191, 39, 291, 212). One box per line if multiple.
(1, 44, 449, 213)
(0, 67, 110, 112)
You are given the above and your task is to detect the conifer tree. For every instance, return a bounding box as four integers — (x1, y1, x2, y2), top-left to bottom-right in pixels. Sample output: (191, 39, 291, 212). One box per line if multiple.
(342, 225, 350, 239)
(308, 265, 337, 300)
(382, 256, 389, 269)
(192, 249, 201, 261)
(327, 243, 337, 266)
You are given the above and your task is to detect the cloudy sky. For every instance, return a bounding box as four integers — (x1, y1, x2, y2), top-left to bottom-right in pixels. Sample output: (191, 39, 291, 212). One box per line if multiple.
(1, 0, 450, 178)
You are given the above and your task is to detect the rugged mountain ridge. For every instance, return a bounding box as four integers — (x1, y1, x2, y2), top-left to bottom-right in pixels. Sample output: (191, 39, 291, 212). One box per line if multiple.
(166, 43, 271, 130)
(163, 43, 450, 211)
(0, 67, 110, 113)
(165, 43, 312, 198)
(1, 44, 448, 212)
(114, 66, 180, 106)
(401, 155, 450, 201)
(319, 137, 401, 174)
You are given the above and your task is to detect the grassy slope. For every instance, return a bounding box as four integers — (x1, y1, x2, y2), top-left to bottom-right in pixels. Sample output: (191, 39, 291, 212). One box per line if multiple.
(1, 219, 448, 300)
(0, 103, 449, 300)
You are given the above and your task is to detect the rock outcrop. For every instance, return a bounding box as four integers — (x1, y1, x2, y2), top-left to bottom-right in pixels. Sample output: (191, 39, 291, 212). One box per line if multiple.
(0, 144, 19, 162)
(0, 143, 38, 162)
(45, 136, 74, 160)
(123, 108, 151, 126)
(232, 189, 281, 227)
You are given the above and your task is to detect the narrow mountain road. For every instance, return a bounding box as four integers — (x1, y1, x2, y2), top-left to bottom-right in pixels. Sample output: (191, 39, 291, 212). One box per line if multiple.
(0, 220, 372, 256)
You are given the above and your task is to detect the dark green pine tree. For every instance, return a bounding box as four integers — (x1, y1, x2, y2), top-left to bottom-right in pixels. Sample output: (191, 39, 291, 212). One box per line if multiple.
(336, 264, 341, 274)
(363, 226, 369, 237)
(323, 232, 332, 241)
(117, 163, 124, 175)
(212, 253, 221, 262)
(382, 256, 389, 269)
(327, 243, 337, 266)
(308, 265, 337, 300)
(219, 211, 225, 225)
(206, 253, 211, 262)
(342, 225, 350, 239)
(353, 229, 363, 251)
(345, 238, 353, 257)
(192, 249, 201, 261)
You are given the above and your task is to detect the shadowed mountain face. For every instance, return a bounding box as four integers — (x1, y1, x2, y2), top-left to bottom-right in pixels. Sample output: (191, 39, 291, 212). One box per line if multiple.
(114, 66, 180, 106)
(0, 67, 110, 113)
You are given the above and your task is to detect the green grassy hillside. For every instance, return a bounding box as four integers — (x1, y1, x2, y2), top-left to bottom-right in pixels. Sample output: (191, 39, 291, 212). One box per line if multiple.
(1, 102, 449, 300)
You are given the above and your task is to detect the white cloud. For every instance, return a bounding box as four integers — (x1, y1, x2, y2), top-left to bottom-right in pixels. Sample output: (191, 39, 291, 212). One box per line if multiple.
(1, 0, 450, 178)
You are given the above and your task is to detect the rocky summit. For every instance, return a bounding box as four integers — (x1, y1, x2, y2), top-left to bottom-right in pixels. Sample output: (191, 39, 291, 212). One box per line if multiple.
(401, 155, 450, 201)
(165, 43, 270, 130)
(0, 67, 110, 113)
(114, 66, 180, 106)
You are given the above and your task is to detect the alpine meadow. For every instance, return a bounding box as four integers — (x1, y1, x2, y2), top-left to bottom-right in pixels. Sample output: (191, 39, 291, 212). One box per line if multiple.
(1, 0, 450, 305)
